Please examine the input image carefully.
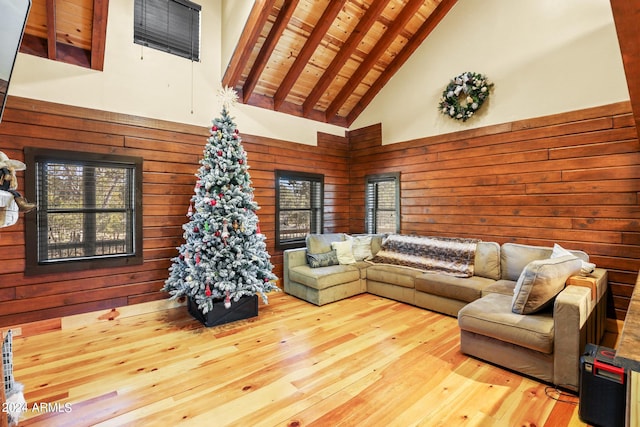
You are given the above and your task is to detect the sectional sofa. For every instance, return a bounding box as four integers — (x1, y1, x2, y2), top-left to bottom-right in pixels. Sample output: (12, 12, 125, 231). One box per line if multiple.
(283, 233, 607, 391)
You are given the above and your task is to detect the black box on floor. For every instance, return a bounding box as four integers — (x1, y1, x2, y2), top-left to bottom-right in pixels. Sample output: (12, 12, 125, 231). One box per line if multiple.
(579, 344, 626, 427)
(188, 294, 258, 327)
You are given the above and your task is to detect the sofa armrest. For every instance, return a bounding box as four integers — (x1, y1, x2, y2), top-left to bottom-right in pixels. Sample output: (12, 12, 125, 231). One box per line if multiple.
(589, 268, 608, 304)
(553, 285, 592, 390)
(283, 248, 308, 291)
(553, 268, 607, 390)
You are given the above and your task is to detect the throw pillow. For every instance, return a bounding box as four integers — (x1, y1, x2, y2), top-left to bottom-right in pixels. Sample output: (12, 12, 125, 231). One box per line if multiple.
(307, 250, 339, 268)
(551, 243, 596, 275)
(306, 233, 345, 254)
(351, 235, 373, 261)
(512, 255, 582, 314)
(332, 240, 357, 264)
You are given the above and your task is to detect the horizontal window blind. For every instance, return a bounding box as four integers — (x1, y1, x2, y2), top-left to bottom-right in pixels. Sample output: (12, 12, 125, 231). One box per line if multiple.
(36, 161, 136, 262)
(276, 171, 323, 249)
(134, 0, 201, 61)
(365, 173, 400, 234)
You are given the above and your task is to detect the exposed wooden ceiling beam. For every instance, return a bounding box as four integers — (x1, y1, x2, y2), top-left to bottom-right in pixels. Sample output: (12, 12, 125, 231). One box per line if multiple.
(222, 0, 278, 90)
(46, 0, 57, 60)
(324, 0, 426, 121)
(243, 0, 300, 104)
(610, 0, 640, 138)
(20, 34, 91, 68)
(242, 90, 348, 126)
(221, 0, 460, 125)
(272, 0, 347, 110)
(347, 0, 458, 125)
(302, 0, 391, 117)
(90, 0, 109, 71)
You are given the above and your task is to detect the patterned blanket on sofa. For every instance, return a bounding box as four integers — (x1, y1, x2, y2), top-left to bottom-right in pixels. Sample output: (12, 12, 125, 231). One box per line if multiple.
(367, 234, 480, 277)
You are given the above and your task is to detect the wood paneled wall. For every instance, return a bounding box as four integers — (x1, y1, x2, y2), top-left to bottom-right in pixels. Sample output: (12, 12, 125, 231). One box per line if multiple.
(349, 102, 640, 320)
(0, 96, 638, 325)
(0, 96, 349, 328)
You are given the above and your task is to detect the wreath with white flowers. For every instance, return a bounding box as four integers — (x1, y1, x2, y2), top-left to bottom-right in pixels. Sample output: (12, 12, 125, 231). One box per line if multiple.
(438, 72, 493, 122)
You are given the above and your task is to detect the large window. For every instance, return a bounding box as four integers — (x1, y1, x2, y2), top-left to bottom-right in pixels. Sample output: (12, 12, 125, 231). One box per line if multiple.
(365, 173, 400, 234)
(276, 170, 323, 249)
(24, 149, 143, 274)
(134, 0, 201, 61)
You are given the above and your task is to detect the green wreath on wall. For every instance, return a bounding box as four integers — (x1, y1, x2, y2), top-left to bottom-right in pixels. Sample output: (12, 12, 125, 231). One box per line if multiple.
(438, 72, 493, 122)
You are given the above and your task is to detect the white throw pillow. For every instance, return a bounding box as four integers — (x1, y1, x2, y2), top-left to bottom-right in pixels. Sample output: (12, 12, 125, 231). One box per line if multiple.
(332, 240, 357, 265)
(351, 235, 373, 261)
(551, 243, 596, 275)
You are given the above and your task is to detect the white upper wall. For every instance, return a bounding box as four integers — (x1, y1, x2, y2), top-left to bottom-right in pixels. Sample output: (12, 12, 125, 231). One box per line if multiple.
(351, 0, 630, 144)
(8, 0, 345, 145)
(7, 0, 630, 146)
(220, 0, 253, 74)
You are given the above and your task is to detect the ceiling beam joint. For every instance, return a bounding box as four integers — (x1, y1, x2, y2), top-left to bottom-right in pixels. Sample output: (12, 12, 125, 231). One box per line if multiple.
(243, 0, 300, 104)
(324, 0, 426, 121)
(272, 0, 347, 111)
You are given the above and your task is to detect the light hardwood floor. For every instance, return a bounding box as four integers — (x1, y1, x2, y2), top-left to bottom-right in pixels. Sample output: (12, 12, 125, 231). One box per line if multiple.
(9, 292, 590, 426)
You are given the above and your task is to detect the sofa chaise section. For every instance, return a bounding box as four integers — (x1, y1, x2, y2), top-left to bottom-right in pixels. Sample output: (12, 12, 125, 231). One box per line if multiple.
(458, 243, 608, 391)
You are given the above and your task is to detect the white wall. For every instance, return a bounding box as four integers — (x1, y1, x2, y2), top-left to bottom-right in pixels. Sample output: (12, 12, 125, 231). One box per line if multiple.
(8, 0, 345, 145)
(220, 0, 253, 74)
(8, 0, 630, 146)
(351, 0, 630, 144)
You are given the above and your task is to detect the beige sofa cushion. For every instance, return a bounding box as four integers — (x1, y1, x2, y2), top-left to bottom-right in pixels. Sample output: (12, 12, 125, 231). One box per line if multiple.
(512, 255, 582, 314)
(501, 242, 588, 281)
(482, 280, 516, 297)
(474, 242, 501, 280)
(289, 264, 360, 290)
(415, 274, 495, 303)
(366, 264, 423, 288)
(458, 293, 555, 354)
(351, 235, 373, 261)
(306, 233, 345, 254)
(332, 240, 357, 264)
(370, 234, 385, 256)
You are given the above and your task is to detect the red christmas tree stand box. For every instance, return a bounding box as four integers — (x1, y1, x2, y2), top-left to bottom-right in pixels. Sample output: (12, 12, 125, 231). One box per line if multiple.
(188, 294, 258, 327)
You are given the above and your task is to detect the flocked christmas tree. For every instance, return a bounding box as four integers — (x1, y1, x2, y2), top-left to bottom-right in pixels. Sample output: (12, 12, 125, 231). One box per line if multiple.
(162, 88, 278, 314)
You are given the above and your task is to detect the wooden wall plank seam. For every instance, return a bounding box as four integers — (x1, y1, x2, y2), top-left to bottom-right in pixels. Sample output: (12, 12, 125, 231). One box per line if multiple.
(0, 96, 638, 322)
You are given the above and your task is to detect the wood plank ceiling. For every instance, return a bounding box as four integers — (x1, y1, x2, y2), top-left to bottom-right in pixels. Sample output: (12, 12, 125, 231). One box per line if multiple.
(223, 0, 457, 127)
(20, 0, 109, 71)
(14, 0, 640, 136)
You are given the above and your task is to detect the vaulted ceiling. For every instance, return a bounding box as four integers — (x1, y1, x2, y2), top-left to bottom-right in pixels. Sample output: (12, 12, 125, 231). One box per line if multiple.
(16, 0, 640, 134)
(222, 0, 456, 127)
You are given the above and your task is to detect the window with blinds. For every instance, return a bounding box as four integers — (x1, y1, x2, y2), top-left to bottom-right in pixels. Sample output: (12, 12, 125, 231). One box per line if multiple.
(365, 173, 400, 234)
(24, 149, 143, 274)
(276, 170, 323, 249)
(134, 0, 201, 61)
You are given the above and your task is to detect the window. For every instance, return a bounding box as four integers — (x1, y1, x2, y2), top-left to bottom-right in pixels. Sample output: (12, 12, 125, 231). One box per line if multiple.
(24, 149, 143, 275)
(365, 173, 400, 234)
(276, 170, 323, 249)
(134, 0, 201, 61)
